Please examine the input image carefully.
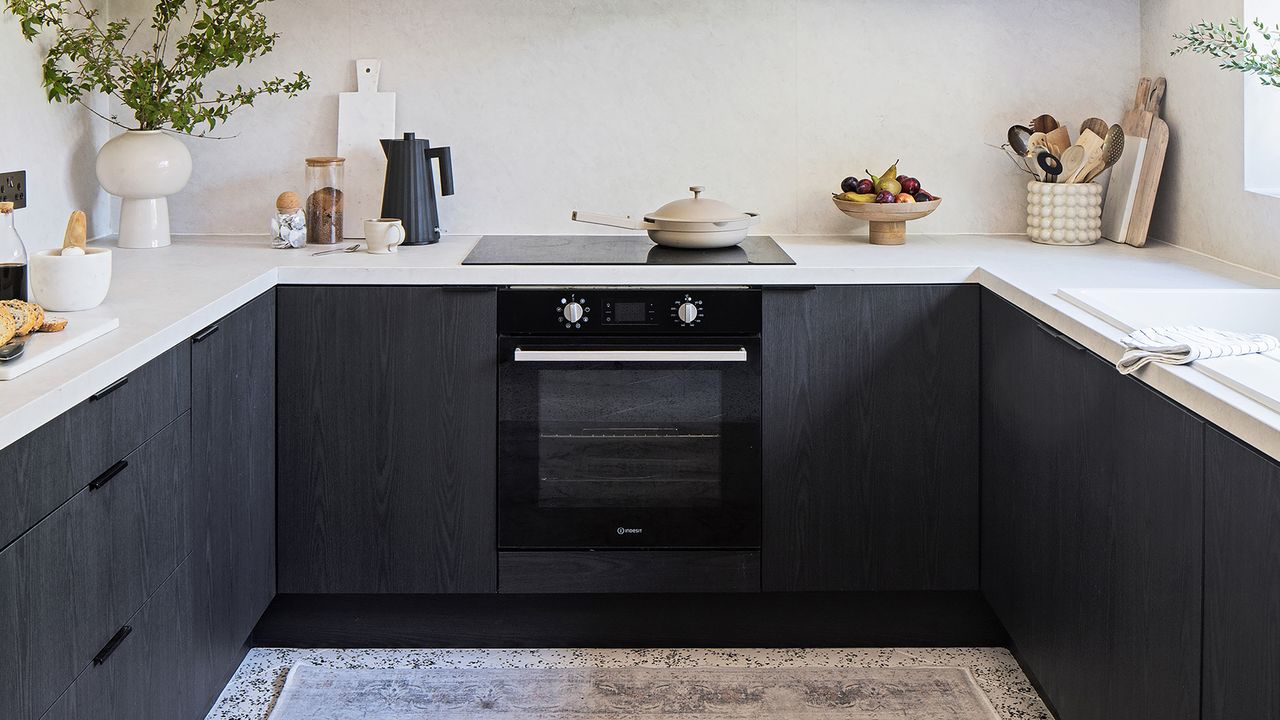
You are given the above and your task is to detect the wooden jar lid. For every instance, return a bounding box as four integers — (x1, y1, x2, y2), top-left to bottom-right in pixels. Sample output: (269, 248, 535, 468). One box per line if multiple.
(305, 156, 346, 166)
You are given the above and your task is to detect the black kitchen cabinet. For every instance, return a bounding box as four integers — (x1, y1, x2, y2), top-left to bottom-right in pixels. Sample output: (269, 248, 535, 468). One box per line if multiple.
(0, 343, 189, 550)
(761, 285, 980, 592)
(189, 289, 277, 705)
(40, 559, 210, 720)
(276, 287, 497, 593)
(0, 414, 191, 720)
(1203, 427, 1280, 720)
(980, 290, 1202, 720)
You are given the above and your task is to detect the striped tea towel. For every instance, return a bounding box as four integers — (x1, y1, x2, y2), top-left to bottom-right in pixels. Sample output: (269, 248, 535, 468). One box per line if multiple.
(1117, 326, 1280, 374)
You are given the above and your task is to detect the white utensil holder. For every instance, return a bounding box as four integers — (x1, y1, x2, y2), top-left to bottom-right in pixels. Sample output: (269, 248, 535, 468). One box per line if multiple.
(1027, 181, 1102, 246)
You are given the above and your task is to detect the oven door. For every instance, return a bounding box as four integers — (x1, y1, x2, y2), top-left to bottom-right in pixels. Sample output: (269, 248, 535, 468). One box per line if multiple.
(498, 335, 761, 550)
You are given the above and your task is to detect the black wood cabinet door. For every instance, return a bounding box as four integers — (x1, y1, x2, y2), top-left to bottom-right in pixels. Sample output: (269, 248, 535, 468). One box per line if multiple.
(277, 287, 497, 593)
(1203, 428, 1280, 720)
(762, 285, 980, 591)
(980, 291, 1202, 720)
(0, 414, 190, 720)
(190, 289, 276, 697)
(40, 559, 210, 720)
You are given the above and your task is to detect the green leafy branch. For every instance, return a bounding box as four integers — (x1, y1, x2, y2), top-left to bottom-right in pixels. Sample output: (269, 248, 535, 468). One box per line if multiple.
(4, 0, 310, 136)
(1172, 17, 1280, 87)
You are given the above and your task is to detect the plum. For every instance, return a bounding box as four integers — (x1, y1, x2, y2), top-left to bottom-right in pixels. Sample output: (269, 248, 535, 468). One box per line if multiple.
(841, 176, 860, 193)
(901, 177, 921, 195)
(855, 179, 875, 194)
(875, 191, 897, 204)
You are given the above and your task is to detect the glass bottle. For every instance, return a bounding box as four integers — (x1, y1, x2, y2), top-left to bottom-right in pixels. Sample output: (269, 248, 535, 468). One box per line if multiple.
(304, 157, 345, 245)
(0, 201, 28, 302)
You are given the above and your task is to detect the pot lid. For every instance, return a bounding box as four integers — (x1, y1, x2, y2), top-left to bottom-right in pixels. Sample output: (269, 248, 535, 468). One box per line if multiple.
(645, 186, 752, 224)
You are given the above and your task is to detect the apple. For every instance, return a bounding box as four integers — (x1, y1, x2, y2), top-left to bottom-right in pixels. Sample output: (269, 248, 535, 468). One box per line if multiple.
(895, 193, 917, 203)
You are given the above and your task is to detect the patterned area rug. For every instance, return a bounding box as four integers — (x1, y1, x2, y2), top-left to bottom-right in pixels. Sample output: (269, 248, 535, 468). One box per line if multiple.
(268, 665, 1001, 719)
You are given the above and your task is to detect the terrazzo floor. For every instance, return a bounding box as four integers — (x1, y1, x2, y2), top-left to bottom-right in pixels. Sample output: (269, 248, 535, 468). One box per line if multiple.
(206, 648, 1051, 720)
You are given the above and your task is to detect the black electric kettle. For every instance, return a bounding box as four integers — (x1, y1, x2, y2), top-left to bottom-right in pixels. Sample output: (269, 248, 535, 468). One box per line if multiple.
(380, 132, 454, 245)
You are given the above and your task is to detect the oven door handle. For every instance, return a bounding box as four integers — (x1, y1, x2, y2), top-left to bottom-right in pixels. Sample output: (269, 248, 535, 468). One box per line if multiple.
(512, 347, 749, 363)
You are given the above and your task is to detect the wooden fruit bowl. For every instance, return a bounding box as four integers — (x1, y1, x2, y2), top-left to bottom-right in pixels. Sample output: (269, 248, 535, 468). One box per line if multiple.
(831, 196, 942, 245)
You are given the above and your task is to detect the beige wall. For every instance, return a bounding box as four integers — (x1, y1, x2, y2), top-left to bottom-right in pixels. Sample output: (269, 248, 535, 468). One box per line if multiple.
(0, 10, 110, 252)
(106, 0, 1142, 237)
(1142, 0, 1280, 276)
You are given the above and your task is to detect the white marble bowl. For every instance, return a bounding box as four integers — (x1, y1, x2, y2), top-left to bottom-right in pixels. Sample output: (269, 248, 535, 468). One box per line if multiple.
(29, 248, 113, 311)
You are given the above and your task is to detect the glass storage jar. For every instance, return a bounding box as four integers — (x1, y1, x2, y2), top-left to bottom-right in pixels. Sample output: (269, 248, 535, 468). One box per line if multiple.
(305, 157, 345, 245)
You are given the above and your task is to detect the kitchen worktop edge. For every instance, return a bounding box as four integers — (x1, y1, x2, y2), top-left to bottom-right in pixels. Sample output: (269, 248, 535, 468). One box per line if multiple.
(2, 232, 1279, 464)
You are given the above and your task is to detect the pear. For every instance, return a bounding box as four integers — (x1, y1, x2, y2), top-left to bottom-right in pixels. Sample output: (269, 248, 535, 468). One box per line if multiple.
(868, 160, 902, 195)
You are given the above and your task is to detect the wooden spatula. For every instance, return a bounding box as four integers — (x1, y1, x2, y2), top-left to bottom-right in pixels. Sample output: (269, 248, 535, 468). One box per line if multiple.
(62, 211, 87, 254)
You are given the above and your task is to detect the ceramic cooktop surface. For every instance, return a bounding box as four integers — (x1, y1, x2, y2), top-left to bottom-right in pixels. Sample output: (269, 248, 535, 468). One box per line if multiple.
(463, 235, 795, 265)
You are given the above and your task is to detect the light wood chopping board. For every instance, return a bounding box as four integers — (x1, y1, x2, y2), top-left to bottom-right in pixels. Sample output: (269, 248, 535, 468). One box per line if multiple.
(337, 59, 396, 239)
(1102, 77, 1169, 248)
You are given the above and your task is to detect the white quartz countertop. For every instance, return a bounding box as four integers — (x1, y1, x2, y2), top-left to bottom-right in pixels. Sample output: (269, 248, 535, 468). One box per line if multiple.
(4, 232, 1280, 462)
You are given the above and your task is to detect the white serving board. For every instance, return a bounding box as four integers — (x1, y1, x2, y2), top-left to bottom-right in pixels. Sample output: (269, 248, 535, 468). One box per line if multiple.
(1101, 135, 1146, 245)
(337, 59, 396, 239)
(0, 316, 120, 380)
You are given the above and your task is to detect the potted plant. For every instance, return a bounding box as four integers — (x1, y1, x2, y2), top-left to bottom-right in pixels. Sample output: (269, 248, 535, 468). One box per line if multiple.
(5, 0, 310, 248)
(1172, 17, 1280, 86)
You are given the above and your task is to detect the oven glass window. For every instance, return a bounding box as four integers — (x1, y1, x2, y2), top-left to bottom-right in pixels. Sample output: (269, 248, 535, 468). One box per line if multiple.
(536, 368, 723, 509)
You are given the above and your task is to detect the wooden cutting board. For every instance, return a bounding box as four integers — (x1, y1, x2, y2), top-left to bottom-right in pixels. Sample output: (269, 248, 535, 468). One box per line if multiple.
(0, 316, 120, 380)
(337, 59, 396, 239)
(1102, 77, 1169, 247)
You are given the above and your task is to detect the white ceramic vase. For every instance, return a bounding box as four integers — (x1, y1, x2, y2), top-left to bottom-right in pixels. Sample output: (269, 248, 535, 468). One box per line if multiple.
(96, 130, 192, 249)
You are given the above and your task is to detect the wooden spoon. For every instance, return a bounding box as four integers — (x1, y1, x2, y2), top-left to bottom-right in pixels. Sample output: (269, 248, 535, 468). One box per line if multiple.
(1083, 124, 1126, 183)
(1045, 127, 1071, 156)
(1059, 145, 1086, 184)
(1030, 114, 1060, 133)
(61, 211, 87, 255)
(1080, 117, 1109, 141)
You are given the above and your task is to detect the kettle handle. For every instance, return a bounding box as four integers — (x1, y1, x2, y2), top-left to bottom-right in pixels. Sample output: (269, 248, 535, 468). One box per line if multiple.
(427, 146, 454, 196)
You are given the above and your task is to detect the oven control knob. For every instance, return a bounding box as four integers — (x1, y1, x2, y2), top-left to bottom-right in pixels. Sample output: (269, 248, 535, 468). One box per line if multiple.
(677, 302, 699, 324)
(563, 301, 585, 323)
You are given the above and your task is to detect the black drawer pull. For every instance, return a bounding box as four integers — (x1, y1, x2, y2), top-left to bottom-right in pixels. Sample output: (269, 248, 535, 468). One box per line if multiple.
(1035, 319, 1085, 351)
(90, 377, 129, 401)
(88, 460, 128, 491)
(192, 324, 221, 343)
(92, 625, 132, 666)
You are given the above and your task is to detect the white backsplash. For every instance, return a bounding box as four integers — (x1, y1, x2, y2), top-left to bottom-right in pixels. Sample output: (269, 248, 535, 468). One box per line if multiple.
(0, 9, 110, 253)
(1141, 0, 1280, 278)
(68, 0, 1142, 238)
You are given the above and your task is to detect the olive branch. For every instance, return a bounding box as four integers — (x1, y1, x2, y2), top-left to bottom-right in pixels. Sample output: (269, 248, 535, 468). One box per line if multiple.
(1172, 17, 1280, 87)
(4, 0, 310, 137)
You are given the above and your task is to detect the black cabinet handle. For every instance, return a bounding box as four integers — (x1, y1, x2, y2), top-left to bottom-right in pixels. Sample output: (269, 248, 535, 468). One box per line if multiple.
(88, 460, 128, 491)
(90, 377, 129, 401)
(1035, 319, 1085, 351)
(192, 325, 221, 343)
(92, 625, 132, 665)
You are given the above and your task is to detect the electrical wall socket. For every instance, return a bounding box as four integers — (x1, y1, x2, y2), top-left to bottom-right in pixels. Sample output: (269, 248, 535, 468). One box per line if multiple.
(0, 171, 27, 209)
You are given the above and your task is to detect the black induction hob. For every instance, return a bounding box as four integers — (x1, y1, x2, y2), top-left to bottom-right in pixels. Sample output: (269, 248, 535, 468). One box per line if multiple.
(462, 235, 795, 265)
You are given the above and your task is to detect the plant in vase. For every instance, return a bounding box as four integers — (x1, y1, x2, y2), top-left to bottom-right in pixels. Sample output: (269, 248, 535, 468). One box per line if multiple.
(1172, 17, 1280, 86)
(4, 0, 310, 248)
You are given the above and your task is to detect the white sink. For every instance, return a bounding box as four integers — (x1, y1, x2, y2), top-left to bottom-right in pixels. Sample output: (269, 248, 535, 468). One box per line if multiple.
(1059, 288, 1280, 414)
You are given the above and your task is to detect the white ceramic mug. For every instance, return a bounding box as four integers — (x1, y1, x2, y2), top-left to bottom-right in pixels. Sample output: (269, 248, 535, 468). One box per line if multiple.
(364, 219, 406, 254)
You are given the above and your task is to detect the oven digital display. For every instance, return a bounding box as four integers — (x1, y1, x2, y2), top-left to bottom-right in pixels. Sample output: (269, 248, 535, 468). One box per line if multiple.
(611, 301, 648, 324)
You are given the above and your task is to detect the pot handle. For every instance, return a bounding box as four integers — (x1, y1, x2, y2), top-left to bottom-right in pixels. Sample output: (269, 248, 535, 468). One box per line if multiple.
(570, 211, 652, 230)
(715, 213, 761, 227)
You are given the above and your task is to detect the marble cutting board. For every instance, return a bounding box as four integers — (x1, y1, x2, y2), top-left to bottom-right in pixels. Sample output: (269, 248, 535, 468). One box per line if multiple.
(337, 59, 396, 239)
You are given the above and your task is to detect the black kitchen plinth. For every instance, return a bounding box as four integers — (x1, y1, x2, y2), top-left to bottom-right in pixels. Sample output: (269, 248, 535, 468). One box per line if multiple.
(463, 235, 795, 265)
(252, 592, 1006, 649)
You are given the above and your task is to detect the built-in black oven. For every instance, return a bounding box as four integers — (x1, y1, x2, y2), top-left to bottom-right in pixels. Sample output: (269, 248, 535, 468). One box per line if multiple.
(497, 288, 761, 550)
